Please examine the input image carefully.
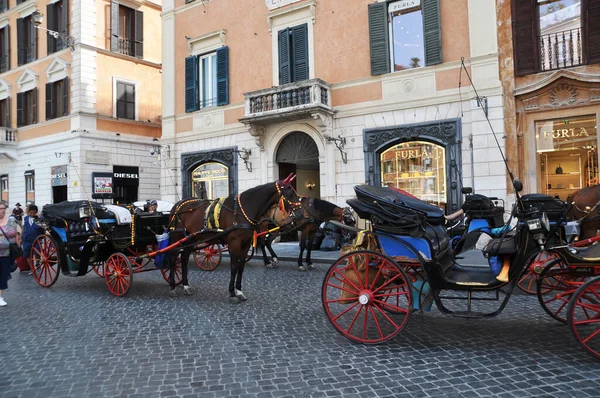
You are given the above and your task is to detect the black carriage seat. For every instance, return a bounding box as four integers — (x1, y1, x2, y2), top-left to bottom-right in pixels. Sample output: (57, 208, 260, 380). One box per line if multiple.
(568, 242, 600, 261)
(519, 194, 567, 222)
(353, 185, 445, 225)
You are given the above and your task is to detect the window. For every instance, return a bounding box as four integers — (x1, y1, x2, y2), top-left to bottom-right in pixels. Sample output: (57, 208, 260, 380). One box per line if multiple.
(116, 81, 135, 120)
(0, 25, 9, 72)
(17, 89, 37, 127)
(47, 0, 70, 54)
(192, 162, 229, 200)
(0, 0, 8, 13)
(110, 3, 143, 58)
(16, 0, 26, 4)
(513, 0, 600, 75)
(17, 15, 37, 66)
(368, 0, 442, 76)
(25, 170, 35, 204)
(278, 24, 308, 85)
(1, 175, 8, 203)
(0, 98, 10, 127)
(46, 78, 69, 120)
(185, 46, 229, 112)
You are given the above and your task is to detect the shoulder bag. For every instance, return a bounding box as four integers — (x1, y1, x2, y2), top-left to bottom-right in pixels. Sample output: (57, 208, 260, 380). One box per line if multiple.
(0, 225, 23, 271)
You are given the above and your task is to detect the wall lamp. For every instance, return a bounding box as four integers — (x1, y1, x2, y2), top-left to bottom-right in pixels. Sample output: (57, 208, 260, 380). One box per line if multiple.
(32, 10, 75, 51)
(323, 134, 348, 164)
(305, 180, 316, 191)
(235, 148, 252, 172)
(151, 144, 170, 158)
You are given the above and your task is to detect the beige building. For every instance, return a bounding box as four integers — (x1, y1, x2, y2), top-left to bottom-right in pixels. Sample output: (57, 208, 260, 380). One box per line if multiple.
(162, 0, 503, 212)
(499, 0, 600, 200)
(0, 0, 162, 207)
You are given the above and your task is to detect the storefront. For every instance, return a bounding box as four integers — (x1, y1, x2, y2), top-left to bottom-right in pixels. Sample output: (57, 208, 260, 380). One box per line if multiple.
(92, 172, 114, 201)
(112, 166, 139, 204)
(364, 119, 463, 212)
(191, 162, 229, 200)
(51, 165, 68, 203)
(181, 148, 238, 198)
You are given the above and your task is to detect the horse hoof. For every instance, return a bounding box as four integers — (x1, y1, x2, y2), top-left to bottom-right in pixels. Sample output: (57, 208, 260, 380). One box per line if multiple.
(183, 286, 195, 296)
(169, 289, 178, 297)
(298, 265, 307, 272)
(307, 263, 316, 270)
(229, 296, 241, 304)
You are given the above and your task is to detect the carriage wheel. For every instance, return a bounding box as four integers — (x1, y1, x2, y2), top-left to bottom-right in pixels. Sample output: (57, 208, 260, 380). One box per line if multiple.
(567, 276, 600, 359)
(30, 235, 60, 288)
(92, 262, 105, 277)
(517, 251, 560, 295)
(193, 244, 222, 271)
(537, 259, 587, 323)
(161, 254, 183, 286)
(105, 253, 133, 297)
(246, 246, 254, 263)
(322, 250, 411, 344)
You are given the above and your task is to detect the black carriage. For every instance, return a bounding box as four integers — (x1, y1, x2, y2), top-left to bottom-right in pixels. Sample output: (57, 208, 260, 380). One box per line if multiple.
(30, 200, 181, 296)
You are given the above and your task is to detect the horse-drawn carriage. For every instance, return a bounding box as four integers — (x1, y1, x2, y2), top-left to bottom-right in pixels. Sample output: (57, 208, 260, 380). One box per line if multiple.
(29, 200, 182, 296)
(321, 183, 600, 359)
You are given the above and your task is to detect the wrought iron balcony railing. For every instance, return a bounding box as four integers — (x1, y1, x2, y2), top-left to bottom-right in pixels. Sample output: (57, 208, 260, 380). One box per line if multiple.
(539, 27, 583, 72)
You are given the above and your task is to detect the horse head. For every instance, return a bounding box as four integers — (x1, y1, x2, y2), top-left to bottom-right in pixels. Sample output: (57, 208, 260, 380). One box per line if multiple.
(275, 174, 304, 222)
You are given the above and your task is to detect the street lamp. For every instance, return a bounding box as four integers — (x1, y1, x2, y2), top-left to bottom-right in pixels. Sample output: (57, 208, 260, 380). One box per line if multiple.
(32, 10, 75, 52)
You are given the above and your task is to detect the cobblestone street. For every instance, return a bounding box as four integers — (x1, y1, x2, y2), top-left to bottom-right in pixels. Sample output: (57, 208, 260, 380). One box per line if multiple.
(1, 259, 599, 398)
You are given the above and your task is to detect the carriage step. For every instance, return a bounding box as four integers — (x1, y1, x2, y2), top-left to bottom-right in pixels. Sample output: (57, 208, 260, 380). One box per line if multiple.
(452, 311, 484, 319)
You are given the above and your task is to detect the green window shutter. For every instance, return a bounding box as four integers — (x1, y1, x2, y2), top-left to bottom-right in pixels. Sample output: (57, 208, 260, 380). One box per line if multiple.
(62, 77, 69, 116)
(47, 3, 57, 54)
(368, 2, 390, 76)
(32, 88, 38, 124)
(110, 2, 119, 52)
(584, 0, 600, 64)
(422, 0, 442, 66)
(16, 92, 23, 127)
(216, 46, 229, 106)
(185, 55, 198, 112)
(278, 28, 291, 85)
(46, 82, 55, 120)
(16, 18, 24, 66)
(134, 10, 143, 58)
(512, 0, 537, 76)
(291, 24, 308, 82)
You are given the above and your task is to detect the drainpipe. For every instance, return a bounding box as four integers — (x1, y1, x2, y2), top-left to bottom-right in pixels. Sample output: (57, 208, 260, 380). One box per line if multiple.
(469, 134, 475, 191)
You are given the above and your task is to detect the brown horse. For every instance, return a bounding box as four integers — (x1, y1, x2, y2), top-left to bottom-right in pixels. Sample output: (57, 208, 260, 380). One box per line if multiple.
(566, 184, 600, 239)
(256, 197, 351, 270)
(167, 176, 302, 303)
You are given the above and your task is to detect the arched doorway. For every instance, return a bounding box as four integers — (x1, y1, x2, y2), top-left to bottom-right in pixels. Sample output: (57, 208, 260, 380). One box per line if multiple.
(276, 131, 320, 197)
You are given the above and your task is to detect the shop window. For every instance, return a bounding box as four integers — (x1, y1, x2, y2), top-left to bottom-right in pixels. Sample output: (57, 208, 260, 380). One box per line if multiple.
(368, 0, 441, 76)
(536, 115, 598, 200)
(1, 174, 7, 203)
(192, 162, 229, 200)
(25, 170, 35, 204)
(380, 140, 446, 209)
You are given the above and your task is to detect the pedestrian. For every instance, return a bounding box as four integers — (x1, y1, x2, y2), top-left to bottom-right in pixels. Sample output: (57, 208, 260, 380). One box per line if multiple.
(12, 202, 23, 223)
(0, 201, 20, 307)
(21, 204, 43, 274)
(148, 200, 158, 214)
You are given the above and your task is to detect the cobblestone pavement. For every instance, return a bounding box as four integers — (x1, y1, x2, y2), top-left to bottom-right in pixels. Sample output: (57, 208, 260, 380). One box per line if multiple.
(1, 259, 599, 398)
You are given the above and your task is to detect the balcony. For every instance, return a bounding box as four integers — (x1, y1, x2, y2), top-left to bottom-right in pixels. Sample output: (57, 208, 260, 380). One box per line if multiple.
(0, 128, 18, 160)
(115, 37, 134, 57)
(539, 28, 583, 72)
(240, 79, 333, 134)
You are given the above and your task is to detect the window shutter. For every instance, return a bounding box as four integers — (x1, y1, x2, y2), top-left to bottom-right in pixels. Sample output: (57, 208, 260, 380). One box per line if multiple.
(216, 46, 229, 106)
(32, 88, 38, 124)
(16, 92, 23, 127)
(62, 77, 69, 116)
(46, 82, 55, 120)
(368, 2, 390, 76)
(116, 81, 124, 117)
(291, 24, 308, 82)
(110, 2, 119, 52)
(278, 28, 291, 85)
(61, 0, 69, 40)
(512, 0, 537, 76)
(422, 0, 442, 66)
(134, 10, 143, 58)
(47, 3, 57, 54)
(29, 16, 37, 62)
(4, 98, 10, 128)
(16, 18, 23, 66)
(185, 56, 198, 112)
(584, 0, 600, 64)
(3, 25, 10, 71)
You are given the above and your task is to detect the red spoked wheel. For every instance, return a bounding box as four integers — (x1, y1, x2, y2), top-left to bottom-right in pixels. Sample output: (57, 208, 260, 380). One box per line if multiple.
(537, 259, 588, 323)
(322, 250, 412, 344)
(568, 276, 600, 359)
(161, 254, 183, 286)
(517, 251, 560, 294)
(105, 253, 133, 297)
(92, 262, 105, 277)
(30, 235, 60, 288)
(193, 244, 222, 271)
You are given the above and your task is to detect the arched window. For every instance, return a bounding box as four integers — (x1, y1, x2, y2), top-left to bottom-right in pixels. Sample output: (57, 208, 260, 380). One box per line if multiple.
(191, 162, 229, 200)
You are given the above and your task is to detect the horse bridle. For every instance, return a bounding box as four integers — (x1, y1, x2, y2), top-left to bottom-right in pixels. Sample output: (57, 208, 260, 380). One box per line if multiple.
(237, 181, 303, 227)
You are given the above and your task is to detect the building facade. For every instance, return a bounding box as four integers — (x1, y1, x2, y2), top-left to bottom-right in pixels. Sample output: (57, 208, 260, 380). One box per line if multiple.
(499, 0, 600, 200)
(0, 0, 162, 208)
(162, 0, 503, 212)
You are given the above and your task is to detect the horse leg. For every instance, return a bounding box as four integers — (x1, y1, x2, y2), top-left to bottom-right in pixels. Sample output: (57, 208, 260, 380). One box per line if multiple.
(259, 240, 273, 269)
(169, 251, 178, 297)
(234, 257, 247, 302)
(266, 237, 279, 268)
(229, 255, 241, 303)
(306, 230, 317, 270)
(298, 231, 307, 271)
(181, 248, 194, 296)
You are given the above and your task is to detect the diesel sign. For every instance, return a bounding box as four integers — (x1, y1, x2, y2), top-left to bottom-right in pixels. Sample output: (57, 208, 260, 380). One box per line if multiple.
(114, 173, 138, 179)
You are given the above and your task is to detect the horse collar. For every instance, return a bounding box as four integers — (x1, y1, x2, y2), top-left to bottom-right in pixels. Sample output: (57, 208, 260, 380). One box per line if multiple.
(237, 194, 258, 226)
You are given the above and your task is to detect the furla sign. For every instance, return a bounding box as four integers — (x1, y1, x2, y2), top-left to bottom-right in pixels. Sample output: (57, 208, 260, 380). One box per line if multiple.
(388, 0, 420, 13)
(266, 0, 301, 10)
